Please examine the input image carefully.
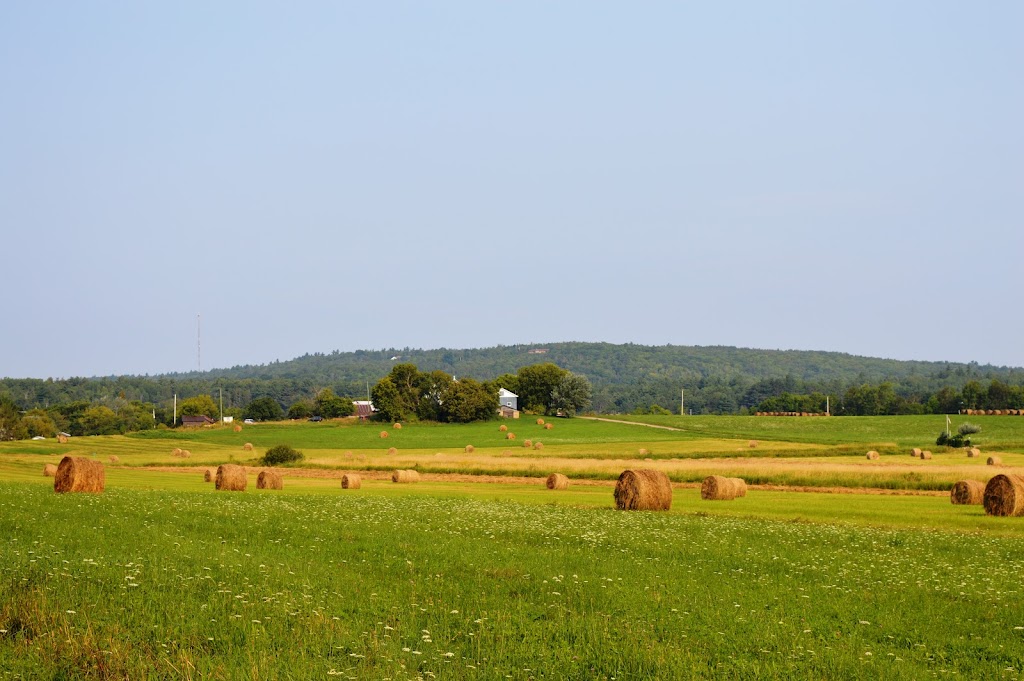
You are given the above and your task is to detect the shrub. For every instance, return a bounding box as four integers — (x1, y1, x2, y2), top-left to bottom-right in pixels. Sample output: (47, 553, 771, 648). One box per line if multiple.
(262, 444, 304, 466)
(936, 432, 948, 446)
(958, 422, 982, 436)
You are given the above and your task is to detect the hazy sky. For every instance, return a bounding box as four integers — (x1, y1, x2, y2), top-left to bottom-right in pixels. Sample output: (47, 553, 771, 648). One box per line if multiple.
(2, 2, 1021, 379)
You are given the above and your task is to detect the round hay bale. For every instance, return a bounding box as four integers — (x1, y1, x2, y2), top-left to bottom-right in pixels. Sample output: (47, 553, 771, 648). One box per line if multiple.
(393, 422, 402, 430)
(243, 442, 253, 451)
(984, 474, 1024, 516)
(391, 469, 420, 483)
(506, 433, 516, 440)
(534, 442, 544, 450)
(341, 473, 362, 489)
(700, 475, 747, 501)
(379, 431, 389, 439)
(987, 456, 1003, 465)
(499, 425, 508, 432)
(920, 450, 933, 460)
(257, 470, 283, 490)
(108, 455, 120, 464)
(203, 469, 213, 482)
(536, 418, 545, 426)
(911, 447, 922, 457)
(172, 448, 183, 457)
(233, 425, 242, 432)
(546, 473, 569, 490)
(638, 448, 649, 456)
(523, 439, 533, 448)
(57, 434, 69, 444)
(614, 469, 672, 511)
(215, 464, 247, 492)
(387, 447, 398, 455)
(950, 480, 985, 505)
(465, 444, 475, 453)
(180, 449, 191, 459)
(866, 450, 880, 460)
(53, 456, 105, 494)
(967, 447, 981, 458)
(544, 423, 553, 430)
(43, 463, 58, 477)
(748, 440, 758, 449)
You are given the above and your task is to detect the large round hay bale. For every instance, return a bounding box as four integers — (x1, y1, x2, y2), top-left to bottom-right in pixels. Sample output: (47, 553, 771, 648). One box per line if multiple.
(536, 418, 545, 426)
(243, 442, 253, 451)
(391, 469, 420, 483)
(614, 469, 672, 511)
(984, 474, 1024, 516)
(465, 444, 475, 453)
(233, 425, 242, 432)
(544, 423, 553, 430)
(506, 433, 516, 440)
(534, 442, 544, 450)
(215, 464, 247, 491)
(257, 470, 283, 490)
(523, 439, 533, 448)
(748, 440, 758, 449)
(379, 431, 389, 439)
(53, 456, 105, 494)
(920, 450, 933, 460)
(911, 448, 922, 457)
(393, 422, 402, 430)
(987, 456, 1003, 465)
(341, 473, 362, 489)
(203, 469, 213, 482)
(499, 425, 508, 432)
(108, 455, 120, 464)
(967, 447, 981, 458)
(700, 475, 747, 501)
(950, 480, 985, 505)
(866, 450, 880, 460)
(43, 463, 58, 477)
(546, 473, 569, 490)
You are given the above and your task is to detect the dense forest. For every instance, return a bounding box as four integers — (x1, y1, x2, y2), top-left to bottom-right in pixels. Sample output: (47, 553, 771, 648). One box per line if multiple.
(2, 343, 1024, 436)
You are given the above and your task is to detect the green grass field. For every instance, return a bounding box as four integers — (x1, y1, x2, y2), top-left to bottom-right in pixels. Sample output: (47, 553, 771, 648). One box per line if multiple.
(3, 415, 1024, 678)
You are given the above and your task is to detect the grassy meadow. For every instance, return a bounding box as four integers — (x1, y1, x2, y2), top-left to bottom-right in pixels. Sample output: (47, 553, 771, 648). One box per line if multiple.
(3, 414, 1024, 678)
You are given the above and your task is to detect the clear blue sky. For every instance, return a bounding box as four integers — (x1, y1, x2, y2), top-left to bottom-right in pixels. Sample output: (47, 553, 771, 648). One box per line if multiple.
(2, 2, 1021, 378)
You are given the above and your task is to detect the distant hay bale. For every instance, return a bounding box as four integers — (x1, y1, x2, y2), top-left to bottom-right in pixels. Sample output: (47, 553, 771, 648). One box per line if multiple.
(344, 450, 353, 459)
(43, 463, 58, 477)
(379, 431, 389, 439)
(108, 455, 120, 464)
(967, 447, 981, 458)
(866, 451, 880, 460)
(523, 439, 533, 448)
(950, 480, 985, 505)
(984, 474, 1024, 516)
(919, 450, 932, 460)
(465, 444, 475, 453)
(57, 435, 69, 444)
(638, 448, 649, 456)
(700, 475, 747, 501)
(341, 473, 362, 489)
(387, 447, 398, 455)
(53, 456, 105, 494)
(172, 448, 182, 456)
(987, 456, 1003, 465)
(614, 469, 672, 511)
(180, 449, 191, 458)
(911, 447, 922, 457)
(544, 423, 553, 430)
(748, 440, 758, 449)
(391, 469, 420, 483)
(233, 425, 242, 432)
(204, 469, 213, 482)
(257, 470, 283, 490)
(546, 473, 569, 490)
(534, 442, 544, 450)
(499, 425, 508, 432)
(243, 442, 253, 451)
(536, 418, 545, 426)
(506, 433, 516, 440)
(393, 422, 402, 430)
(215, 464, 247, 491)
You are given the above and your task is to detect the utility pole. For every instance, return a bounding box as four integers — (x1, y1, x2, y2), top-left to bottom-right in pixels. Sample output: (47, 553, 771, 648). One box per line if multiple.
(681, 388, 685, 416)
(173, 393, 177, 427)
(219, 387, 223, 423)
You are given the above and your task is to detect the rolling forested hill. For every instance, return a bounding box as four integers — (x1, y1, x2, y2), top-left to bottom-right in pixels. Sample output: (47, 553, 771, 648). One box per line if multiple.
(3, 342, 1023, 415)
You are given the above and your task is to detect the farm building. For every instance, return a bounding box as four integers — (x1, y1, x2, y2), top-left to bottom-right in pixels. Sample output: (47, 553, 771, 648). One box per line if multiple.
(498, 388, 520, 418)
(353, 400, 375, 421)
(181, 415, 215, 427)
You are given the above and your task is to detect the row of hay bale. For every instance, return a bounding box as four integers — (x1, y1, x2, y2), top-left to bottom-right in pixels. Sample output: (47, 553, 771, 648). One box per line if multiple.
(755, 412, 829, 417)
(962, 409, 1024, 416)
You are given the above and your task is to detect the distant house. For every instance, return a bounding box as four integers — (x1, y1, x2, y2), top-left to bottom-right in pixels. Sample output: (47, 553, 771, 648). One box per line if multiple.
(498, 389, 520, 419)
(181, 415, 215, 427)
(353, 400, 376, 421)
(527, 348, 549, 355)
